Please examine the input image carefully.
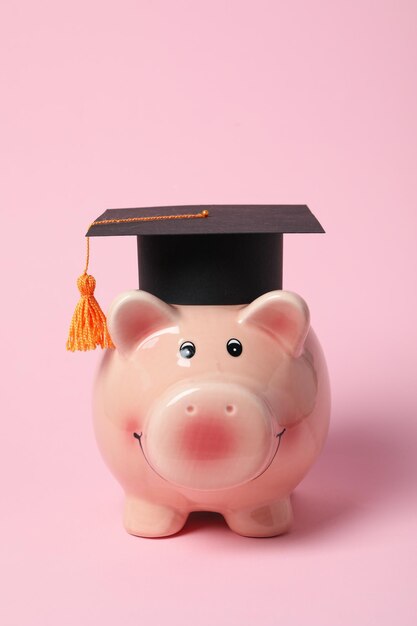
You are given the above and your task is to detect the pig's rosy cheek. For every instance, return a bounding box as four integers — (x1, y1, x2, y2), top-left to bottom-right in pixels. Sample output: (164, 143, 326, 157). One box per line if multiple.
(124, 417, 140, 433)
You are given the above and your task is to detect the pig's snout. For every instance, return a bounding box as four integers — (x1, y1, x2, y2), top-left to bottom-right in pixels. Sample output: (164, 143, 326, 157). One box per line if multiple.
(141, 382, 279, 491)
(180, 416, 236, 460)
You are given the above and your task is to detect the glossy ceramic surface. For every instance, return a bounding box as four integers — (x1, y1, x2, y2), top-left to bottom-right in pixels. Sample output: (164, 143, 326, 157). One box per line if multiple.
(93, 290, 330, 537)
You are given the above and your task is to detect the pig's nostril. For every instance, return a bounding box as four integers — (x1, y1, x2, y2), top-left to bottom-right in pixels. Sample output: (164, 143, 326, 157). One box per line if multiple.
(225, 405, 236, 415)
(186, 405, 196, 415)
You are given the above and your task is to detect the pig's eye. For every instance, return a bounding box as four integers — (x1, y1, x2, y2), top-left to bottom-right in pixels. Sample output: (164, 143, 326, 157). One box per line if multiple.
(227, 338, 243, 357)
(179, 341, 196, 359)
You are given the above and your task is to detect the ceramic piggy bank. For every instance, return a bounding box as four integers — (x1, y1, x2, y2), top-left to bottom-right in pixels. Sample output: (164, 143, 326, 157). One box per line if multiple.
(93, 288, 330, 537)
(69, 204, 330, 537)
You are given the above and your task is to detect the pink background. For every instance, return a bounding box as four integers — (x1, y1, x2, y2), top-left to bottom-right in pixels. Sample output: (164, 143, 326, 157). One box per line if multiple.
(1, 1, 416, 624)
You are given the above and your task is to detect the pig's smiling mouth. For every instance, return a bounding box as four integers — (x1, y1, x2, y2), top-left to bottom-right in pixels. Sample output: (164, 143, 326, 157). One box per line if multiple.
(132, 428, 286, 485)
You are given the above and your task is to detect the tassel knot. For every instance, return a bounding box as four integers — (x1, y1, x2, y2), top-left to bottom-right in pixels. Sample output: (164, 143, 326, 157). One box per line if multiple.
(77, 273, 96, 296)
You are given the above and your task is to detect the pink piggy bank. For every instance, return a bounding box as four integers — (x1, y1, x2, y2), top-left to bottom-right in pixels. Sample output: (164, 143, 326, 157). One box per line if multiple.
(94, 288, 330, 538)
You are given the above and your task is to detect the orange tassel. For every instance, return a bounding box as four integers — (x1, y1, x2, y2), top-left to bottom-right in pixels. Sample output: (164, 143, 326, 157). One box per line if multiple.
(66, 273, 115, 351)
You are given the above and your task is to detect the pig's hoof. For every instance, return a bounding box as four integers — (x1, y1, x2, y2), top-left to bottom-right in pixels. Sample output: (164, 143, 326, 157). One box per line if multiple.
(224, 497, 293, 538)
(123, 496, 187, 538)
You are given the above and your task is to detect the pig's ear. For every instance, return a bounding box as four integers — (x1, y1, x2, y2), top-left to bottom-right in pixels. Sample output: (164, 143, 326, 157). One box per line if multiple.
(108, 290, 179, 355)
(238, 291, 310, 357)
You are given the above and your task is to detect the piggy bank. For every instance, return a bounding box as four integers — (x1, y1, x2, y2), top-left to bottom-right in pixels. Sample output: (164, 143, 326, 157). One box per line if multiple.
(93, 287, 330, 538)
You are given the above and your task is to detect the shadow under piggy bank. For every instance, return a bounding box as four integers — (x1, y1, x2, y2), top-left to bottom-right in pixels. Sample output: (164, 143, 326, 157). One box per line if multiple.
(180, 410, 413, 539)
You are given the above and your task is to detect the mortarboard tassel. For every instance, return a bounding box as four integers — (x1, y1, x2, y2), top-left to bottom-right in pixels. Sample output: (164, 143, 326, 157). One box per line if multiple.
(67, 209, 209, 351)
(67, 235, 115, 351)
(66, 272, 115, 351)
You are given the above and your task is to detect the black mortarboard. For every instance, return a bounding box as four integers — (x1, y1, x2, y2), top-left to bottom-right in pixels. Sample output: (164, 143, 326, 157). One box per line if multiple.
(67, 205, 324, 351)
(86, 205, 324, 306)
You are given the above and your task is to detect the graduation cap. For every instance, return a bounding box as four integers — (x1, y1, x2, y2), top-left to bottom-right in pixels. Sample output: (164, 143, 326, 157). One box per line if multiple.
(67, 205, 324, 351)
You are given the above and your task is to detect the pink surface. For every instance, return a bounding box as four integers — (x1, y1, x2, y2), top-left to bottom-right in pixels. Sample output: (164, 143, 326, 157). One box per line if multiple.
(1, 0, 416, 624)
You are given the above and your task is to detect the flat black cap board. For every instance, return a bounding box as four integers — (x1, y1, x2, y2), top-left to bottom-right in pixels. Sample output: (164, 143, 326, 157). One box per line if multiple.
(86, 205, 324, 306)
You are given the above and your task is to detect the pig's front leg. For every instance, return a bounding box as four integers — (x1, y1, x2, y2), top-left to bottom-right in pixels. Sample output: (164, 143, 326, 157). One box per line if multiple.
(123, 495, 188, 538)
(223, 497, 293, 538)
